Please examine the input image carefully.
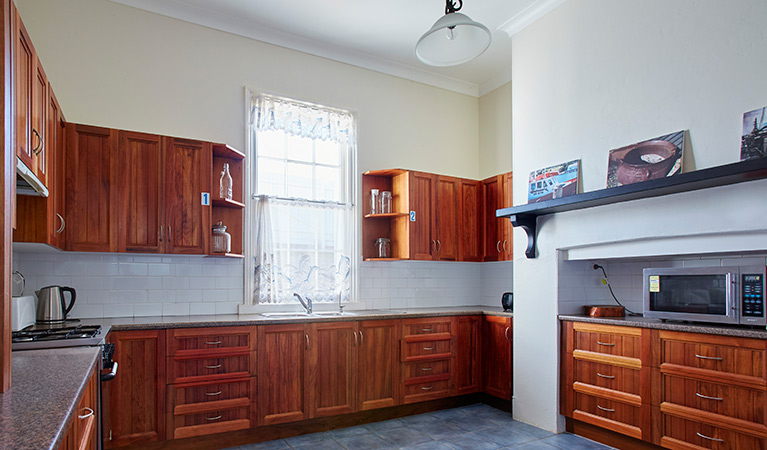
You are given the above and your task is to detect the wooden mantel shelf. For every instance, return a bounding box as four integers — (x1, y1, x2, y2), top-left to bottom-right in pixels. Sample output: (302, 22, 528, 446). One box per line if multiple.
(496, 157, 767, 259)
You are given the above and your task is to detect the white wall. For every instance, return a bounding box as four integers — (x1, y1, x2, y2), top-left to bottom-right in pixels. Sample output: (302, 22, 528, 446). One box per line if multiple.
(479, 82, 512, 179)
(510, 0, 767, 431)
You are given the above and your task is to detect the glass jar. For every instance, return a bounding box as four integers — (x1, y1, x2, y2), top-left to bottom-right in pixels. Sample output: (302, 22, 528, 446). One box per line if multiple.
(220, 163, 233, 200)
(380, 191, 392, 214)
(370, 189, 379, 215)
(212, 221, 231, 253)
(375, 237, 391, 258)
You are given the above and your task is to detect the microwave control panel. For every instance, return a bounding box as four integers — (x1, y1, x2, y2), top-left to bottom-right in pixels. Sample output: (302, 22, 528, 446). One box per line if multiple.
(742, 273, 764, 318)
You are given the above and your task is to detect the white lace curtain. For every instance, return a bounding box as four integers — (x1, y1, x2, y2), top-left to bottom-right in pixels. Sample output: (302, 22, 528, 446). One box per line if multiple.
(250, 93, 354, 144)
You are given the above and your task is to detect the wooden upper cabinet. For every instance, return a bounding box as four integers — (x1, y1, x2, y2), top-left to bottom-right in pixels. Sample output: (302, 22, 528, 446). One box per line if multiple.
(358, 320, 400, 411)
(48, 90, 65, 248)
(32, 56, 48, 185)
(164, 138, 211, 254)
(482, 172, 513, 261)
(118, 131, 164, 253)
(501, 172, 513, 260)
(408, 171, 434, 260)
(458, 179, 481, 262)
(434, 175, 459, 261)
(257, 324, 309, 426)
(65, 124, 118, 252)
(483, 316, 512, 400)
(307, 322, 357, 418)
(13, 3, 34, 170)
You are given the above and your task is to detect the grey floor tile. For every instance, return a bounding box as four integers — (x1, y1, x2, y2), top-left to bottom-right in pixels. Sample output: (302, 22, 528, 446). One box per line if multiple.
(480, 427, 540, 447)
(335, 432, 398, 450)
(428, 408, 472, 421)
(442, 415, 497, 432)
(399, 441, 456, 450)
(285, 432, 330, 448)
(502, 439, 560, 450)
(507, 421, 554, 439)
(364, 418, 406, 434)
(237, 439, 290, 450)
(442, 433, 503, 450)
(540, 433, 614, 450)
(376, 426, 434, 447)
(400, 413, 444, 427)
(290, 438, 345, 450)
(327, 425, 369, 439)
(422, 423, 468, 441)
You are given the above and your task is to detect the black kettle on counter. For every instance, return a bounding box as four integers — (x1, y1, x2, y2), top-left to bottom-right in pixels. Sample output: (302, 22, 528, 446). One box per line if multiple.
(501, 292, 513, 312)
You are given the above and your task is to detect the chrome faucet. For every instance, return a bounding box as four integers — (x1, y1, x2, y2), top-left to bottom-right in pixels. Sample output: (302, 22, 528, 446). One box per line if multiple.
(294, 293, 312, 315)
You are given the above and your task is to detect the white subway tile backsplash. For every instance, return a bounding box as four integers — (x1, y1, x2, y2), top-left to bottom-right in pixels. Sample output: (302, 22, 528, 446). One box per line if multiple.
(134, 303, 163, 317)
(190, 303, 216, 315)
(119, 263, 148, 276)
(214, 303, 238, 315)
(163, 303, 190, 316)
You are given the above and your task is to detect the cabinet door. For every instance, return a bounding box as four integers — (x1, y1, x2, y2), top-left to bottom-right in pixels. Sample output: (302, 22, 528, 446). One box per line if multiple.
(118, 131, 164, 253)
(481, 175, 502, 261)
(13, 5, 34, 169)
(104, 330, 166, 449)
(257, 324, 308, 426)
(307, 322, 357, 418)
(164, 137, 211, 254)
(74, 367, 99, 450)
(65, 124, 117, 252)
(454, 315, 482, 395)
(32, 56, 48, 185)
(48, 89, 65, 248)
(483, 316, 512, 400)
(358, 320, 400, 411)
(501, 172, 514, 260)
(434, 175, 459, 261)
(458, 179, 481, 262)
(408, 172, 434, 260)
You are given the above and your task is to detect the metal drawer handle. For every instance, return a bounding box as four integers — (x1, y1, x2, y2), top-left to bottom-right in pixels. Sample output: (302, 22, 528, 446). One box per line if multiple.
(205, 391, 223, 396)
(421, 385, 433, 391)
(421, 367, 433, 371)
(205, 415, 223, 421)
(422, 328, 432, 332)
(695, 392, 723, 401)
(597, 373, 615, 379)
(596, 341, 615, 347)
(204, 341, 222, 345)
(204, 364, 222, 369)
(695, 354, 723, 361)
(56, 214, 65, 234)
(78, 407, 94, 420)
(696, 432, 724, 443)
(423, 346, 434, 351)
(597, 405, 615, 413)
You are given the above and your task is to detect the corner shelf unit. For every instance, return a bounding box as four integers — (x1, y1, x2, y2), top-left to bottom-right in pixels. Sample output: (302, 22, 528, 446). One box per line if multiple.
(497, 157, 767, 259)
(361, 169, 411, 261)
(210, 143, 246, 258)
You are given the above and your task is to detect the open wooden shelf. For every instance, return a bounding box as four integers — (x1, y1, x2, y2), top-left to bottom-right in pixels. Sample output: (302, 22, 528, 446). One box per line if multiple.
(212, 198, 245, 209)
(212, 143, 245, 160)
(364, 213, 408, 219)
(363, 257, 408, 261)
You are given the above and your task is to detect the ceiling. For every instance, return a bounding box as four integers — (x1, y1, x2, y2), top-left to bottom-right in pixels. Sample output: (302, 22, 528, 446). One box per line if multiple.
(108, 0, 565, 97)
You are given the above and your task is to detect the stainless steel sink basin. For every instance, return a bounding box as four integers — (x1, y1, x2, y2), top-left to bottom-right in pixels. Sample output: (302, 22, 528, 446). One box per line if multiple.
(259, 312, 310, 318)
(312, 311, 360, 317)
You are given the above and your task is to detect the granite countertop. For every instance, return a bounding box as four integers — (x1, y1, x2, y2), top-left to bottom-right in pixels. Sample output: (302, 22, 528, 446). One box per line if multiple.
(0, 347, 101, 450)
(559, 314, 767, 339)
(96, 306, 513, 331)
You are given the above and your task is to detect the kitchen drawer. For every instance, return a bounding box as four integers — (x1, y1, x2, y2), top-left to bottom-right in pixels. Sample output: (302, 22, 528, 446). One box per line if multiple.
(574, 360, 641, 396)
(170, 377, 255, 408)
(402, 318, 452, 337)
(660, 374, 766, 425)
(403, 359, 451, 381)
(660, 414, 766, 450)
(402, 379, 451, 404)
(657, 331, 766, 382)
(168, 352, 254, 384)
(572, 322, 642, 359)
(401, 337, 452, 362)
(171, 399, 252, 440)
(74, 367, 98, 450)
(572, 392, 642, 440)
(167, 326, 256, 356)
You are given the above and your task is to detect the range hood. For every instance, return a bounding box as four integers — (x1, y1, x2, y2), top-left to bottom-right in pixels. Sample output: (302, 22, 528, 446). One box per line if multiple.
(16, 158, 48, 197)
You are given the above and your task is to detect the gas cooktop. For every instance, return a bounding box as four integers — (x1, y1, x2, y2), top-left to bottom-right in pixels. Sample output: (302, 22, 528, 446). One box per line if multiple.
(12, 324, 104, 350)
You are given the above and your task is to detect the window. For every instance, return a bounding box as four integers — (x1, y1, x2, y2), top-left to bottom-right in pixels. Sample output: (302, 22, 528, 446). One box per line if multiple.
(246, 93, 357, 305)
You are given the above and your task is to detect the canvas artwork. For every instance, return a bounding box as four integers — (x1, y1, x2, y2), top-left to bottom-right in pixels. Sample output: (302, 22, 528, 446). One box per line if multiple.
(741, 107, 767, 160)
(606, 130, 685, 188)
(527, 159, 580, 203)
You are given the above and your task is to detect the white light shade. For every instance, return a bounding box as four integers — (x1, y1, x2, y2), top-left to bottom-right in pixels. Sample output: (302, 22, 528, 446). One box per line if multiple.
(415, 12, 492, 67)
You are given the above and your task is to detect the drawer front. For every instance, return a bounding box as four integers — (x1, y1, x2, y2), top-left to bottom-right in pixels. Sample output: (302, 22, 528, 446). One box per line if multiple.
(171, 378, 254, 408)
(661, 414, 766, 450)
(402, 339, 452, 361)
(659, 337, 766, 379)
(168, 327, 255, 355)
(168, 353, 254, 384)
(661, 375, 766, 425)
(574, 360, 641, 396)
(172, 405, 251, 440)
(403, 360, 451, 381)
(573, 324, 641, 359)
(573, 392, 642, 438)
(402, 318, 452, 336)
(402, 379, 451, 404)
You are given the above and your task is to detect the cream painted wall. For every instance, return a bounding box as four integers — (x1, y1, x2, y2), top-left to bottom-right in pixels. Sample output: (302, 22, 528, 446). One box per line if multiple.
(478, 82, 512, 179)
(15, 0, 479, 178)
(510, 0, 767, 432)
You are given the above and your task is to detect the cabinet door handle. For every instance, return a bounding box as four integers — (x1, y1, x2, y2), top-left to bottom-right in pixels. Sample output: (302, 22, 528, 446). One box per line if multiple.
(353, 331, 358, 346)
(168, 226, 172, 243)
(696, 432, 724, 443)
(423, 346, 434, 351)
(205, 415, 223, 421)
(32, 128, 44, 155)
(496, 241, 501, 253)
(431, 240, 436, 253)
(421, 385, 433, 391)
(159, 226, 163, 242)
(421, 366, 433, 371)
(204, 364, 222, 369)
(359, 331, 364, 344)
(204, 340, 222, 345)
(305, 334, 309, 350)
(78, 407, 94, 420)
(436, 240, 441, 252)
(505, 327, 511, 342)
(205, 390, 223, 396)
(56, 214, 65, 234)
(695, 392, 723, 401)
(596, 341, 615, 347)
(597, 372, 615, 379)
(596, 405, 615, 413)
(502, 240, 507, 252)
(695, 354, 723, 361)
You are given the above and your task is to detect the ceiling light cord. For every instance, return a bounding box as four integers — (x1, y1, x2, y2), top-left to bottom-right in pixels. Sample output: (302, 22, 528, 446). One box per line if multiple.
(445, 0, 462, 14)
(593, 264, 641, 316)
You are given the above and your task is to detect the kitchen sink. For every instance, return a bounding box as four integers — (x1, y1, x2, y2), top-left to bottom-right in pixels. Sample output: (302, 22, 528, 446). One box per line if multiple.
(259, 312, 311, 318)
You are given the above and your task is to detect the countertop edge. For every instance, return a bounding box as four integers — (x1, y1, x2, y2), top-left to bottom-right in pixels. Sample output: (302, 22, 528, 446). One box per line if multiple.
(559, 314, 767, 339)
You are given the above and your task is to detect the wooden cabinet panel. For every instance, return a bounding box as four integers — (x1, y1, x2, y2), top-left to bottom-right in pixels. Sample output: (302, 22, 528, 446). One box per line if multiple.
(483, 316, 512, 400)
(118, 131, 163, 253)
(401, 337, 452, 362)
(164, 137, 211, 254)
(403, 317, 452, 336)
(65, 124, 117, 252)
(661, 375, 766, 425)
(573, 323, 643, 359)
(574, 360, 641, 396)
(31, 56, 47, 184)
(74, 366, 98, 450)
(434, 175, 459, 261)
(358, 320, 400, 411)
(481, 175, 502, 261)
(402, 378, 451, 404)
(257, 324, 308, 426)
(48, 90, 65, 247)
(501, 172, 513, 260)
(454, 315, 481, 395)
(167, 326, 256, 356)
(660, 414, 766, 450)
(408, 171, 434, 260)
(573, 392, 643, 440)
(170, 377, 254, 407)
(104, 330, 166, 449)
(307, 322, 357, 418)
(13, 4, 33, 169)
(167, 353, 253, 385)
(458, 179, 481, 262)
(403, 359, 451, 380)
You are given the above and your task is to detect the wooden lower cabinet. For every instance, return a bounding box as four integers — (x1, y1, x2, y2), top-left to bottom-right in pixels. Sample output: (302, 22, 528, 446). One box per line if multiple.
(58, 365, 99, 450)
(482, 316, 512, 400)
(454, 315, 482, 395)
(307, 321, 357, 418)
(257, 324, 309, 426)
(401, 317, 455, 404)
(358, 320, 400, 410)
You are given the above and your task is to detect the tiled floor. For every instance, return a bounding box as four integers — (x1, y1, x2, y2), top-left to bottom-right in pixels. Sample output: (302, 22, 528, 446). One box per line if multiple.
(225, 404, 614, 450)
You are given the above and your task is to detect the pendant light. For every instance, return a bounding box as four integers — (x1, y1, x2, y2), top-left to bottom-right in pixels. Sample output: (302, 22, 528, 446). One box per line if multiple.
(415, 0, 492, 67)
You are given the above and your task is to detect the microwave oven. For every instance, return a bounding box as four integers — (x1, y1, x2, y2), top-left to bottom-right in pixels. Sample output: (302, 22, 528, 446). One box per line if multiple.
(643, 265, 766, 326)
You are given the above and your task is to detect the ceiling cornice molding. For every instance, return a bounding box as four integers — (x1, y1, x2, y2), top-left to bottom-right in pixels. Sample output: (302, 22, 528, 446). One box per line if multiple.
(107, 0, 482, 96)
(478, 64, 511, 97)
(498, 0, 567, 37)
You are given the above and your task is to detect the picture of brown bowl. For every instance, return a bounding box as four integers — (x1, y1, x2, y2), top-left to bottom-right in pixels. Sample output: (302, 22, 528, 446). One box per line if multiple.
(606, 131, 685, 188)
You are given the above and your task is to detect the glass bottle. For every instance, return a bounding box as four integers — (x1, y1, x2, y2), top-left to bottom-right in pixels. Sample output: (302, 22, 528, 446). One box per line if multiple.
(380, 191, 392, 214)
(212, 221, 231, 253)
(370, 189, 379, 215)
(220, 163, 233, 200)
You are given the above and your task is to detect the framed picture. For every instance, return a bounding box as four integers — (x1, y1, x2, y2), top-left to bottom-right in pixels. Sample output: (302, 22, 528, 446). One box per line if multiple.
(741, 107, 767, 160)
(606, 130, 685, 188)
(528, 159, 580, 203)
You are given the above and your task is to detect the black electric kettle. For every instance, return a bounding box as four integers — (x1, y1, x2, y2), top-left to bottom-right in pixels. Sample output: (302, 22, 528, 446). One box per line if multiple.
(501, 292, 513, 312)
(36, 285, 76, 323)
